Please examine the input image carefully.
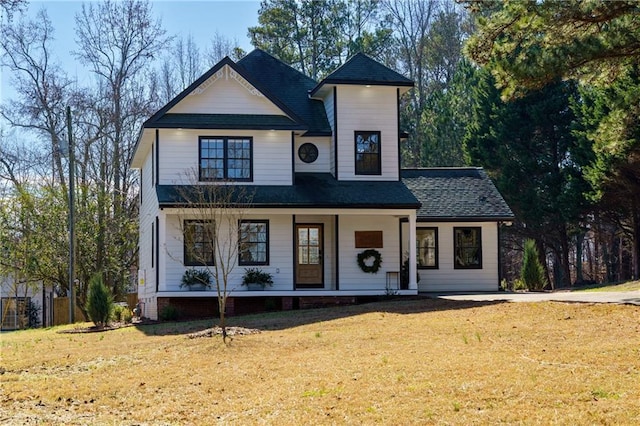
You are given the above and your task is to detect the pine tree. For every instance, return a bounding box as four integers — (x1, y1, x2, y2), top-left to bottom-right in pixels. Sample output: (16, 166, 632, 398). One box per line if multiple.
(85, 274, 114, 328)
(521, 239, 547, 291)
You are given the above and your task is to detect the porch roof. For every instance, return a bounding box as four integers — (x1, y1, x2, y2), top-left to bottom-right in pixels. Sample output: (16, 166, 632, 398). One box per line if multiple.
(156, 173, 421, 209)
(401, 168, 515, 221)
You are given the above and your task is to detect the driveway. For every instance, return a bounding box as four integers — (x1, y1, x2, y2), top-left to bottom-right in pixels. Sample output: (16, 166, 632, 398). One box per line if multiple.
(428, 291, 640, 306)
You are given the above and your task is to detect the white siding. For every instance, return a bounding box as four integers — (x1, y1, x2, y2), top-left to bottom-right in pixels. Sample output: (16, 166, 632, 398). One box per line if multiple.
(138, 149, 158, 301)
(168, 65, 284, 116)
(162, 213, 295, 292)
(335, 85, 399, 181)
(158, 129, 292, 185)
(338, 215, 401, 290)
(294, 136, 331, 173)
(403, 222, 500, 292)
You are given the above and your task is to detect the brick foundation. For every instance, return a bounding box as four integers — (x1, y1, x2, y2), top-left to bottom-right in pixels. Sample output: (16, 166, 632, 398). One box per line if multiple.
(282, 297, 294, 311)
(155, 295, 360, 319)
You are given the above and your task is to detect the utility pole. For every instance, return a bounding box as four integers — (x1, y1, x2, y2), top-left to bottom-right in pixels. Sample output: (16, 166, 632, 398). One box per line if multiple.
(67, 106, 75, 323)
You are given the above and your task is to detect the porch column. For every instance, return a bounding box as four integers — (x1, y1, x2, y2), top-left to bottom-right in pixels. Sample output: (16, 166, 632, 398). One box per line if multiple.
(408, 212, 418, 290)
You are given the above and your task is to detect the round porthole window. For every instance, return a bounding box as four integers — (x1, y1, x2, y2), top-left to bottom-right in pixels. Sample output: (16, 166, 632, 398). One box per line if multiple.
(298, 143, 319, 163)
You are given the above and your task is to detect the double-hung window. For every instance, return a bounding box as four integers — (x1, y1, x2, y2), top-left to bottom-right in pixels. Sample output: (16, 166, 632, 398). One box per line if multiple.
(200, 136, 252, 181)
(355, 131, 381, 175)
(417, 227, 438, 268)
(184, 220, 215, 266)
(454, 227, 482, 269)
(239, 220, 269, 265)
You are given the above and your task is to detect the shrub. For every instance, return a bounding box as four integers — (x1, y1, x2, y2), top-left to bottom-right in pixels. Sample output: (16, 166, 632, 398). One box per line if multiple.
(159, 304, 179, 321)
(113, 304, 133, 323)
(85, 274, 114, 327)
(521, 239, 548, 291)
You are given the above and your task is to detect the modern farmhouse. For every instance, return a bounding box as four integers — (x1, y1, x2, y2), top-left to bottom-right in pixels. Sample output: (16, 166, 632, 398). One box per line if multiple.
(131, 49, 513, 319)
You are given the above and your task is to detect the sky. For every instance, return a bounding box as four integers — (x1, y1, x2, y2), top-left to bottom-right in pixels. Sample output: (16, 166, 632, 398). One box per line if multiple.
(0, 0, 261, 105)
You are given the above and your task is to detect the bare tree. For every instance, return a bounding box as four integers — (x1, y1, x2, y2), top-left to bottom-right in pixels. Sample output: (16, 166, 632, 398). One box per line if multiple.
(158, 34, 204, 103)
(74, 0, 168, 293)
(0, 0, 26, 22)
(172, 170, 253, 342)
(0, 9, 74, 192)
(205, 31, 245, 64)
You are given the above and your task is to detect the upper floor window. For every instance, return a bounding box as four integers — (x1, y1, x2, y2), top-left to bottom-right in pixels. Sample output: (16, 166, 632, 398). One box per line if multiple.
(199, 136, 252, 181)
(417, 227, 438, 269)
(355, 131, 381, 175)
(239, 220, 269, 265)
(454, 227, 482, 269)
(184, 220, 215, 266)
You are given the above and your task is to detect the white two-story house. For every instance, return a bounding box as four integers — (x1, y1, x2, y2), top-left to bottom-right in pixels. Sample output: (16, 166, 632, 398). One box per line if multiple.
(131, 49, 513, 319)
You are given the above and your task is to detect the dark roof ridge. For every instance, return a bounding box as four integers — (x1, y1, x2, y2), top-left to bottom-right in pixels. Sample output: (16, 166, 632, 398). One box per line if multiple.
(310, 51, 413, 96)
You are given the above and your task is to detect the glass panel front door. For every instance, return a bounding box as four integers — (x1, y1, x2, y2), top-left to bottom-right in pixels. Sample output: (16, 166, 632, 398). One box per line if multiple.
(295, 224, 323, 288)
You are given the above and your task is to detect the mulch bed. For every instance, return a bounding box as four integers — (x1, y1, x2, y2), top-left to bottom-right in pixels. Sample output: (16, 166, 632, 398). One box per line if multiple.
(187, 326, 261, 338)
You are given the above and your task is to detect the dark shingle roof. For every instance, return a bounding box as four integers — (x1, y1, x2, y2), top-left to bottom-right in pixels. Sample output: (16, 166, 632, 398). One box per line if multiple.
(310, 53, 413, 96)
(401, 168, 514, 221)
(237, 50, 332, 136)
(149, 113, 305, 130)
(142, 51, 331, 136)
(157, 173, 420, 209)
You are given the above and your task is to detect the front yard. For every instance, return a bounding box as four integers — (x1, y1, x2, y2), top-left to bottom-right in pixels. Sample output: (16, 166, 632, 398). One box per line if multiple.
(1, 298, 639, 424)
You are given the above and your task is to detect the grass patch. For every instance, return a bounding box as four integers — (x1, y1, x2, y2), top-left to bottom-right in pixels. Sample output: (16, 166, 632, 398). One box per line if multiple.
(2, 299, 640, 424)
(574, 280, 640, 292)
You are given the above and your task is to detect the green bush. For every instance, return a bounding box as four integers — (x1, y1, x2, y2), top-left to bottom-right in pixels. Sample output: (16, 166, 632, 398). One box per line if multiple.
(159, 304, 179, 321)
(521, 239, 548, 291)
(85, 274, 114, 327)
(113, 305, 133, 323)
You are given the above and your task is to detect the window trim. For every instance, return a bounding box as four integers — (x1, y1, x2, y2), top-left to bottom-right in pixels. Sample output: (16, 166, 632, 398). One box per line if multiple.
(183, 220, 215, 266)
(199, 136, 253, 182)
(453, 227, 483, 269)
(354, 130, 381, 175)
(238, 220, 270, 266)
(417, 227, 438, 269)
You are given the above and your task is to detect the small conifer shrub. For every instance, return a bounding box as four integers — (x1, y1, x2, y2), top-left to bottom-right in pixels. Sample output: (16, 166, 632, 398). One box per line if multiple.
(85, 274, 114, 327)
(521, 239, 548, 291)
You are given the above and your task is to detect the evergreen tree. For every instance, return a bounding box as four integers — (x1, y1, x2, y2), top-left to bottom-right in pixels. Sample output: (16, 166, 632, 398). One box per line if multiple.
(521, 239, 547, 291)
(464, 71, 590, 287)
(85, 274, 114, 328)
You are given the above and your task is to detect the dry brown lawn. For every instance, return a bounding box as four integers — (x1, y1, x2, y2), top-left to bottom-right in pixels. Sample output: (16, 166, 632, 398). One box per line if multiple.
(1, 298, 639, 425)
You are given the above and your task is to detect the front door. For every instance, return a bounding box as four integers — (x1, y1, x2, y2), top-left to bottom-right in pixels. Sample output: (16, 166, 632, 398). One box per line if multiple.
(295, 224, 323, 288)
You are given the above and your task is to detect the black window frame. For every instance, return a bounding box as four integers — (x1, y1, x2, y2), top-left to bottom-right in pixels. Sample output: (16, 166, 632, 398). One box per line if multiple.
(354, 130, 381, 175)
(417, 227, 438, 269)
(454, 227, 482, 269)
(238, 220, 270, 266)
(183, 220, 215, 266)
(199, 136, 253, 182)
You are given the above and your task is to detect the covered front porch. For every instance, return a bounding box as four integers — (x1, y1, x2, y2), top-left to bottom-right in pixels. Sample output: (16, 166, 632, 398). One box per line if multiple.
(158, 207, 419, 294)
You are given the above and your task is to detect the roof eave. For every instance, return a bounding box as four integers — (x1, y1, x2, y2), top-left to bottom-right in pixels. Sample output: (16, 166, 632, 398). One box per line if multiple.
(160, 202, 421, 209)
(416, 216, 515, 223)
(143, 122, 307, 131)
(310, 80, 413, 97)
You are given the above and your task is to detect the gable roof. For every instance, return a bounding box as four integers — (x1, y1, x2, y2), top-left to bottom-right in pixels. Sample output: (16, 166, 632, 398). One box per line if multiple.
(401, 168, 514, 221)
(157, 173, 420, 209)
(310, 52, 413, 96)
(142, 50, 332, 136)
(236, 50, 332, 136)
